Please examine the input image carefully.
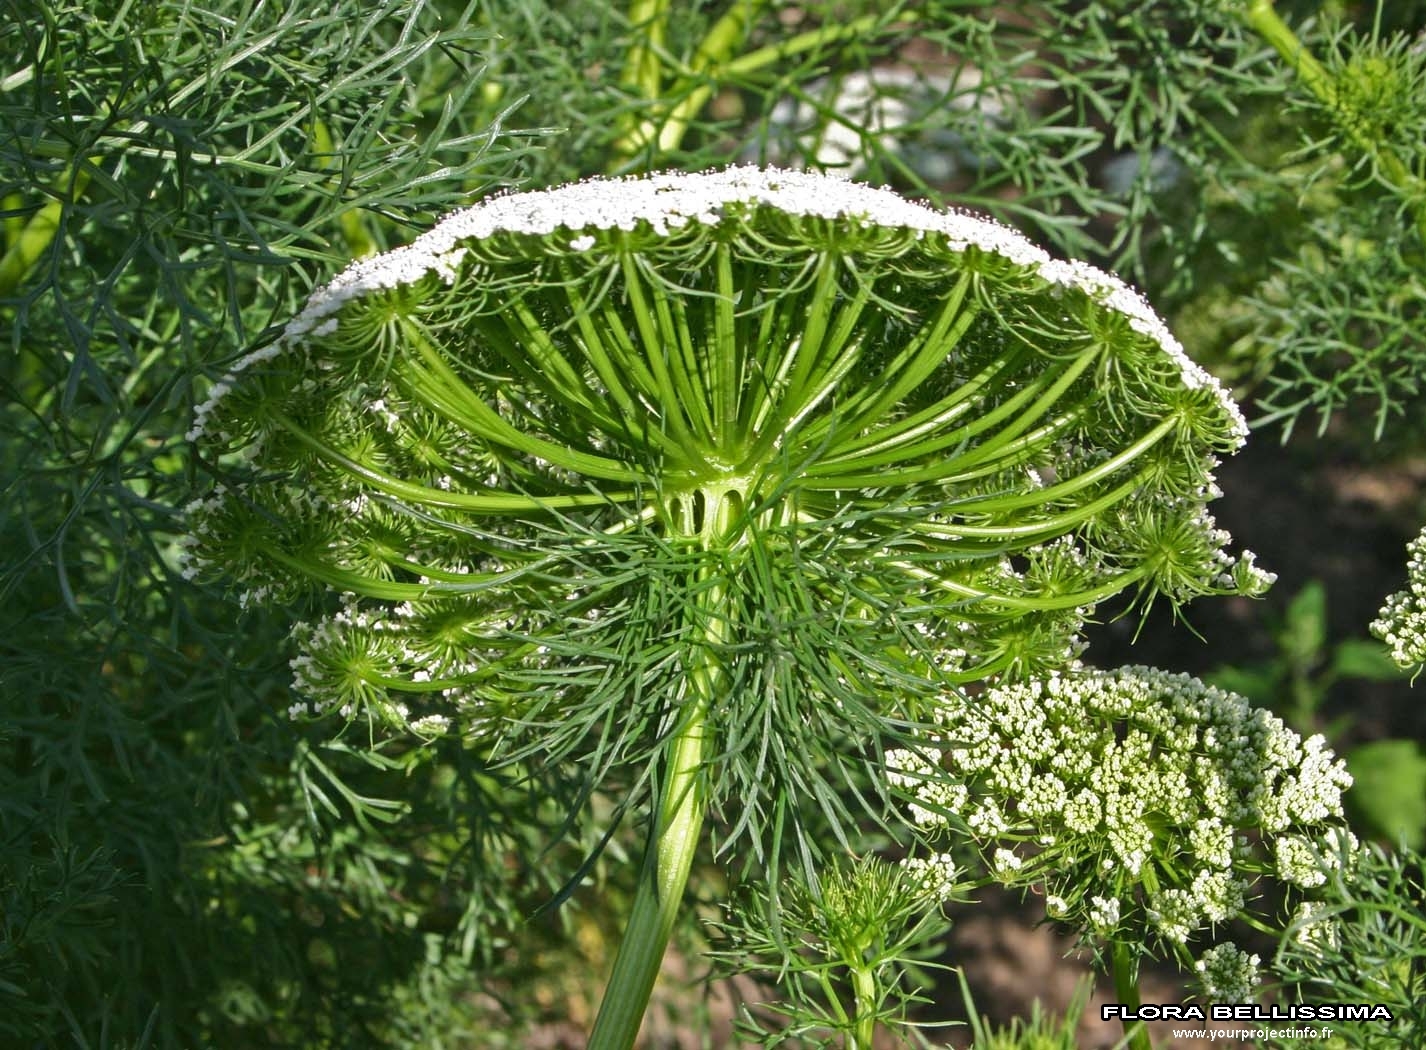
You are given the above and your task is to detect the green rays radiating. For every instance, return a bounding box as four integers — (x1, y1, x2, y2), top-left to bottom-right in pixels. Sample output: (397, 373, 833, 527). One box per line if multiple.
(189, 178, 1260, 845)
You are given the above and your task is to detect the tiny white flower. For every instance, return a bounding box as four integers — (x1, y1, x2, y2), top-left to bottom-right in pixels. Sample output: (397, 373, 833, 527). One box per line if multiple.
(991, 847, 1022, 875)
(1275, 834, 1330, 888)
(1089, 895, 1120, 931)
(1371, 525, 1426, 672)
(899, 853, 958, 900)
(1291, 900, 1340, 957)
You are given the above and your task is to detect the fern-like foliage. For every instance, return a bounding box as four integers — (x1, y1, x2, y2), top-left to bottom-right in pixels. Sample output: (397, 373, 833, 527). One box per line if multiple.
(0, 2, 551, 1045)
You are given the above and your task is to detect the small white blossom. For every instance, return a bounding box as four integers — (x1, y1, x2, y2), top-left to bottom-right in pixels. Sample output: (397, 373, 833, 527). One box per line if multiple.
(991, 847, 1022, 875)
(1276, 834, 1327, 887)
(1291, 900, 1341, 957)
(1371, 524, 1426, 673)
(899, 853, 958, 900)
(1149, 888, 1199, 943)
(1190, 868, 1246, 923)
(409, 713, 451, 736)
(1274, 830, 1355, 888)
(1088, 895, 1119, 932)
(970, 800, 1008, 836)
(886, 748, 967, 825)
(1195, 943, 1260, 1002)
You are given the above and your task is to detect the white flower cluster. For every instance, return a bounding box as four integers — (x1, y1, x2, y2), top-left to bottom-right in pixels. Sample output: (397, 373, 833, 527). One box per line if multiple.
(1290, 900, 1341, 957)
(177, 484, 333, 607)
(888, 666, 1353, 948)
(188, 167, 1244, 445)
(1274, 831, 1357, 888)
(1230, 549, 1279, 596)
(899, 852, 959, 901)
(1195, 942, 1260, 1002)
(1371, 524, 1426, 673)
(885, 746, 969, 826)
(1089, 895, 1121, 932)
(284, 594, 514, 736)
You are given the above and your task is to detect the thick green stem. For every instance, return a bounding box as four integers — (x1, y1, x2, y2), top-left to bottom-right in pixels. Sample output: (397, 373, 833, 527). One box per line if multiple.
(621, 0, 670, 105)
(850, 962, 877, 1050)
(585, 707, 708, 1050)
(612, 0, 765, 163)
(1110, 939, 1155, 1050)
(611, 3, 911, 165)
(0, 164, 88, 297)
(587, 488, 740, 1050)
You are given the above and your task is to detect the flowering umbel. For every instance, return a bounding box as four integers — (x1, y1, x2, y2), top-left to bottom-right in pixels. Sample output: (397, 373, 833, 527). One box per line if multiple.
(185, 167, 1267, 840)
(1372, 524, 1426, 675)
(888, 667, 1353, 959)
(185, 167, 1276, 1049)
(1195, 943, 1260, 1003)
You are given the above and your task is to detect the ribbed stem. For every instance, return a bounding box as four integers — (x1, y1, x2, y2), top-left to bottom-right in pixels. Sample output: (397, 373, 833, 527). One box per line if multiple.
(585, 710, 708, 1050)
(586, 488, 740, 1050)
(610, 5, 911, 165)
(850, 962, 877, 1050)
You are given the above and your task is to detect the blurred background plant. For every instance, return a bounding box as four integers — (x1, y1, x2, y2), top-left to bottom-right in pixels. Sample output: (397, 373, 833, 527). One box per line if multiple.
(4, 0, 1426, 1046)
(956, 971, 1094, 1050)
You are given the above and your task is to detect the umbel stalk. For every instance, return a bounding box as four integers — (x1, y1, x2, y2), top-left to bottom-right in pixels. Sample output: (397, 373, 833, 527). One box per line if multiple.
(1111, 939, 1154, 1050)
(588, 488, 738, 1049)
(586, 711, 707, 1049)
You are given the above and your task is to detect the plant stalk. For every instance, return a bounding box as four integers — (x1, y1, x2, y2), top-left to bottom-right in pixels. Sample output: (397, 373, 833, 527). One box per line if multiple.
(621, 0, 670, 104)
(584, 708, 708, 1050)
(850, 962, 877, 1050)
(1110, 939, 1155, 1050)
(611, 2, 910, 165)
(0, 164, 89, 298)
(586, 488, 740, 1050)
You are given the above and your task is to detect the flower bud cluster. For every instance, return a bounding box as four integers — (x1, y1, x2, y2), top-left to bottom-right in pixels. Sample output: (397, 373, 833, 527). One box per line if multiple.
(887, 666, 1352, 952)
(1194, 942, 1260, 1002)
(1289, 899, 1342, 957)
(283, 593, 530, 735)
(898, 852, 959, 902)
(1371, 524, 1426, 674)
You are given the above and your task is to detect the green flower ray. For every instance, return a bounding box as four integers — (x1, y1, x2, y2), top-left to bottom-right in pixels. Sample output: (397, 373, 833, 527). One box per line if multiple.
(185, 166, 1270, 846)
